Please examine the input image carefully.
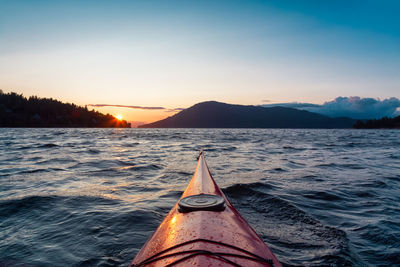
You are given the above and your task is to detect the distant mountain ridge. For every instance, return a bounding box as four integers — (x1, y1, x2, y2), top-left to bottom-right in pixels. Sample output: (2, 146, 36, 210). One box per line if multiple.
(139, 101, 356, 128)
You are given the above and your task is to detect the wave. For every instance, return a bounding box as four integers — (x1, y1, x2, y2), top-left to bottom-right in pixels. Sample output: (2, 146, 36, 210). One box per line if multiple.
(0, 194, 159, 267)
(0, 195, 120, 217)
(38, 143, 59, 148)
(283, 146, 306, 151)
(302, 190, 344, 201)
(17, 168, 66, 174)
(15, 143, 59, 149)
(223, 182, 355, 266)
(1, 128, 399, 266)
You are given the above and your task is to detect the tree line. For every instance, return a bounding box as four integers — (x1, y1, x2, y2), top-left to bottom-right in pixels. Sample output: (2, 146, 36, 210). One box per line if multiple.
(353, 116, 400, 129)
(0, 90, 130, 128)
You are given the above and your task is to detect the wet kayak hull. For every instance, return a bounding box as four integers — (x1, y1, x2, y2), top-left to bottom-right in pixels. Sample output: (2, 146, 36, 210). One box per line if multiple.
(130, 152, 282, 267)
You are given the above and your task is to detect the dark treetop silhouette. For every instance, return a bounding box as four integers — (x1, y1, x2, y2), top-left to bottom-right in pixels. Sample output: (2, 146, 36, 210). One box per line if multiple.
(354, 116, 400, 129)
(0, 91, 130, 128)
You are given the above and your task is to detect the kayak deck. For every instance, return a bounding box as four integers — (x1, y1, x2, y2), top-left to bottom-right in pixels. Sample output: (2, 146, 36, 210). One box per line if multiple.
(130, 152, 282, 266)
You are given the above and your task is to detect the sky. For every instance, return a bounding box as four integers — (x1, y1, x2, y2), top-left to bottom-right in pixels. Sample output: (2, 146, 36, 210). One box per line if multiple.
(0, 0, 399, 123)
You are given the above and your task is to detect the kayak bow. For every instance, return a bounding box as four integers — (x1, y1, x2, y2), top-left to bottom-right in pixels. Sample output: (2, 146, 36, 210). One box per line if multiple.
(130, 151, 282, 267)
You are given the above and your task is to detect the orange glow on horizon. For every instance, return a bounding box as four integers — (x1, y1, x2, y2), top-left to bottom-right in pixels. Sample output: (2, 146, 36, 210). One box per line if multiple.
(90, 106, 179, 126)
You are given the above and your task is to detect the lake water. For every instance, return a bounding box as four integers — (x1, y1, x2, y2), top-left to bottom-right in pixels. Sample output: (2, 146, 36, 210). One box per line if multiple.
(0, 128, 399, 266)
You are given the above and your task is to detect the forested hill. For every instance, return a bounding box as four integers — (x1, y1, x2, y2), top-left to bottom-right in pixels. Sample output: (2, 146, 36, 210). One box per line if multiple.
(354, 116, 400, 129)
(139, 101, 356, 128)
(0, 91, 130, 127)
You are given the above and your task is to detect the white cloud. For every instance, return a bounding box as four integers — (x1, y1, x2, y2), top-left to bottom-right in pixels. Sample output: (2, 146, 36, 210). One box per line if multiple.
(262, 97, 400, 119)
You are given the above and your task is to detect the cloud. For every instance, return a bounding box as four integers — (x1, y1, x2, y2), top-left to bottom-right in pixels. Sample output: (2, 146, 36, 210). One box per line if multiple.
(88, 104, 165, 110)
(308, 97, 400, 119)
(88, 104, 186, 113)
(262, 97, 400, 119)
(164, 108, 185, 113)
(262, 102, 320, 109)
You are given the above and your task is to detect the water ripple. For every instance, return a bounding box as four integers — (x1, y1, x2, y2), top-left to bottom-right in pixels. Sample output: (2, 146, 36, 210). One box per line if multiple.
(0, 128, 399, 266)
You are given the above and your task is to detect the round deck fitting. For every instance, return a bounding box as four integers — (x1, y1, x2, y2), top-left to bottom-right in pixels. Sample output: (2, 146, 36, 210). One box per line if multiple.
(178, 194, 225, 212)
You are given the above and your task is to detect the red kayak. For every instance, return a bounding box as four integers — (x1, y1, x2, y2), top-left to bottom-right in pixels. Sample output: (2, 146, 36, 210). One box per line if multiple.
(130, 151, 282, 266)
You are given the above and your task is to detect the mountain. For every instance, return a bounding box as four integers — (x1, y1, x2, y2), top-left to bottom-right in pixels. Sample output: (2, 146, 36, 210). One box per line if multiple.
(139, 101, 356, 128)
(0, 91, 130, 127)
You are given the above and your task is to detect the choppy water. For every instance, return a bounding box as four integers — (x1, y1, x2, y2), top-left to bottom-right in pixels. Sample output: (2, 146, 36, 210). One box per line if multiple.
(0, 128, 399, 267)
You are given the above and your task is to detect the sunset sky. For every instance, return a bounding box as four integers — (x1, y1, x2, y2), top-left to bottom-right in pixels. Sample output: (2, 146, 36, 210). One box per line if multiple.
(1, 0, 399, 123)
